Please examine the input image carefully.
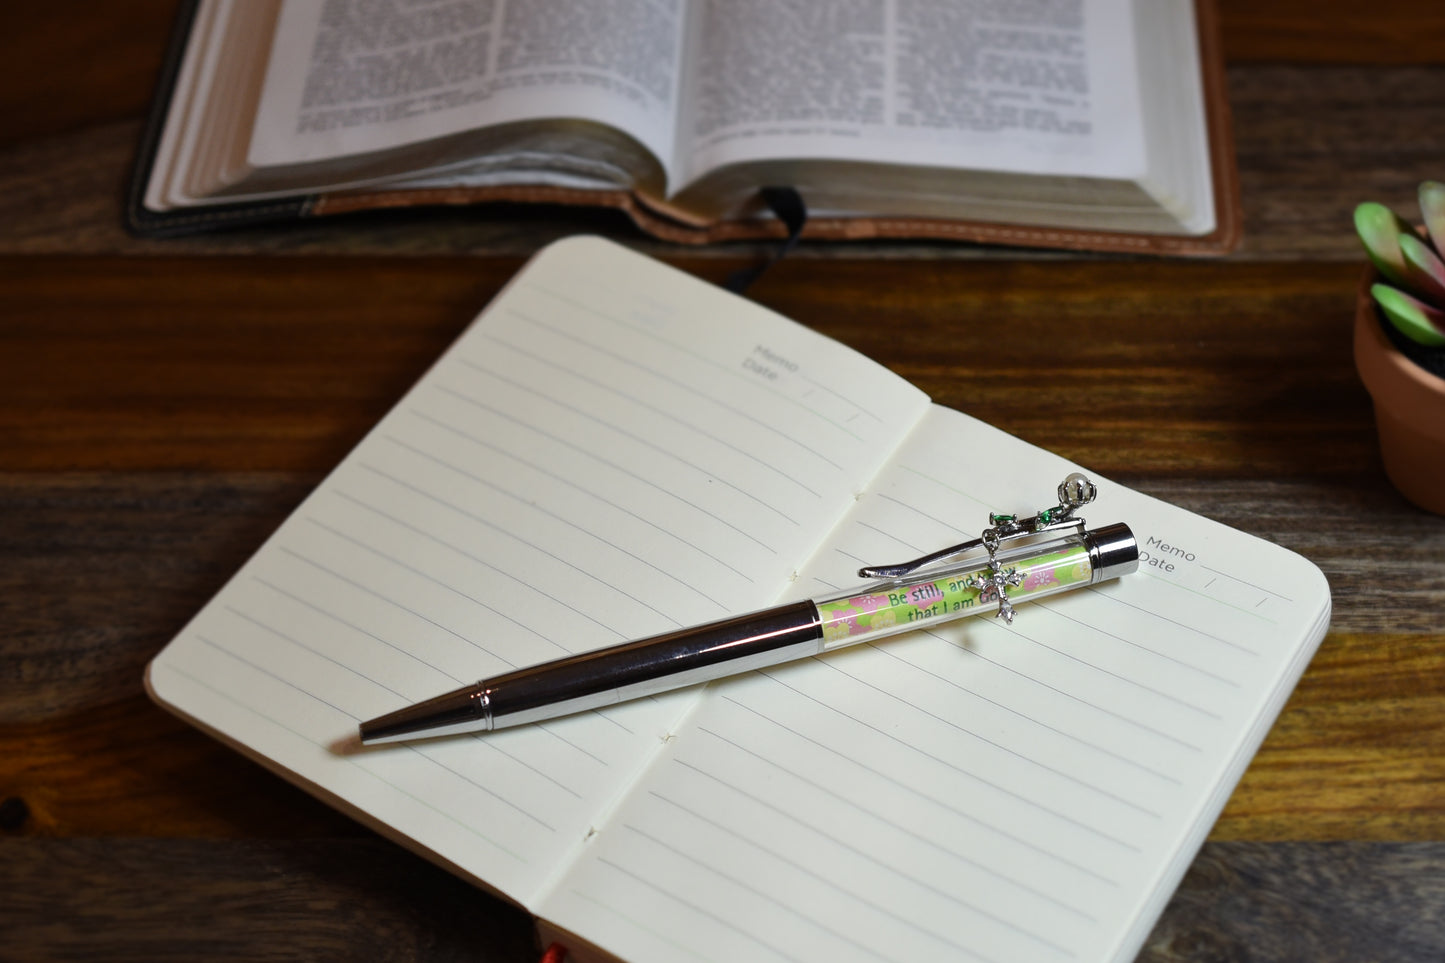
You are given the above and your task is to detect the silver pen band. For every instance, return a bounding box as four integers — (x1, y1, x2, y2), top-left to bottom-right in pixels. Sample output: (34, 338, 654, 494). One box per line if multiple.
(1084, 522, 1138, 583)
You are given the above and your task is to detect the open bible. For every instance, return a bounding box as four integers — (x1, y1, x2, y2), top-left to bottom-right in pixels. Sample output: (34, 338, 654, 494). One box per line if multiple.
(131, 0, 1240, 254)
(147, 237, 1328, 963)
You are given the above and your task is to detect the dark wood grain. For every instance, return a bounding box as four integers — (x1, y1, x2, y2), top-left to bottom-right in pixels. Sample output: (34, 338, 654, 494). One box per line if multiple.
(0, 472, 316, 724)
(0, 2, 181, 150)
(1217, 1, 1445, 64)
(0, 838, 539, 962)
(1229, 65, 1445, 260)
(1140, 842, 1445, 962)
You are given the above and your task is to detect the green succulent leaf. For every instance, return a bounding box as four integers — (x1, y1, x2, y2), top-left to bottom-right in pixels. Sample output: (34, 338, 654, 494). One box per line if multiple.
(1373, 283, 1445, 347)
(1355, 202, 1413, 287)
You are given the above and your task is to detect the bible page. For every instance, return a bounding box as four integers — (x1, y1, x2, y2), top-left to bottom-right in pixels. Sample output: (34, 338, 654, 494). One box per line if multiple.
(545, 404, 1329, 963)
(249, 0, 688, 176)
(146, 237, 930, 908)
(674, 0, 1147, 192)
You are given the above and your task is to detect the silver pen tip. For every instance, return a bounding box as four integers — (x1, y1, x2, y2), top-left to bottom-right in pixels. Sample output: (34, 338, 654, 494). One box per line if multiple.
(358, 684, 490, 745)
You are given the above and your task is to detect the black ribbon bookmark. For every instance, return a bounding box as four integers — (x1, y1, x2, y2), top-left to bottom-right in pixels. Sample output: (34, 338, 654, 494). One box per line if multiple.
(724, 186, 808, 295)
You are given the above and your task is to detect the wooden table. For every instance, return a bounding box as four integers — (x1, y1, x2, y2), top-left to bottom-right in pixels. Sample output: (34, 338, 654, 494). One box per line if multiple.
(4, 3, 1444, 960)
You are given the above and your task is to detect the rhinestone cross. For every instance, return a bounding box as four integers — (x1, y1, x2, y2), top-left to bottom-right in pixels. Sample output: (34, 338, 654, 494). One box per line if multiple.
(967, 556, 1025, 624)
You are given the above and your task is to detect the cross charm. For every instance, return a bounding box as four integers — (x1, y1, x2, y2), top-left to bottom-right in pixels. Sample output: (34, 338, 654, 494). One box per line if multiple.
(967, 556, 1025, 623)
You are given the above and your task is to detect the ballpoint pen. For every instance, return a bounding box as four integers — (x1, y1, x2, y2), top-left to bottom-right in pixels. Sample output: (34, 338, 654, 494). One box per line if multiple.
(358, 473, 1137, 744)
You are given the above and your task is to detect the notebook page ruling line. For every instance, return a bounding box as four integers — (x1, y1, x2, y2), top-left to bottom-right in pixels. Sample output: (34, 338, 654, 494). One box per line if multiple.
(543, 405, 1328, 963)
(147, 236, 932, 908)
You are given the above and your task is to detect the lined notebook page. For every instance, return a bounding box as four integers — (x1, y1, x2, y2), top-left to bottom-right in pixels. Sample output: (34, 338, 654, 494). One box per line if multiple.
(546, 406, 1330, 963)
(147, 237, 930, 906)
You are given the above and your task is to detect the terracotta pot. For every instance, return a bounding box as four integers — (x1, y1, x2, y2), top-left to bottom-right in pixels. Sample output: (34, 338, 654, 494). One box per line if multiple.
(1354, 267, 1445, 514)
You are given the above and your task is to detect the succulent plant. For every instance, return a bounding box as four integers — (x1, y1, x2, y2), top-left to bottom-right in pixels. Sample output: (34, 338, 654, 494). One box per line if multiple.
(1355, 181, 1445, 347)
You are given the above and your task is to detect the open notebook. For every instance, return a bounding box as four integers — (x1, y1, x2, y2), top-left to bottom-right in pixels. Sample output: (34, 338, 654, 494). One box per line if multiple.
(147, 237, 1329, 963)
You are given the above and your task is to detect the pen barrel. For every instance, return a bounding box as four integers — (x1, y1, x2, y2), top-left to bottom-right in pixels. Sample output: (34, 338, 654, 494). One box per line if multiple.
(814, 522, 1136, 649)
(359, 524, 1136, 743)
(482, 600, 824, 730)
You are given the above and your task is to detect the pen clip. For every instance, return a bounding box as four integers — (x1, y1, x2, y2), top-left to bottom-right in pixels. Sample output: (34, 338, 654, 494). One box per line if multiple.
(857, 472, 1098, 580)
